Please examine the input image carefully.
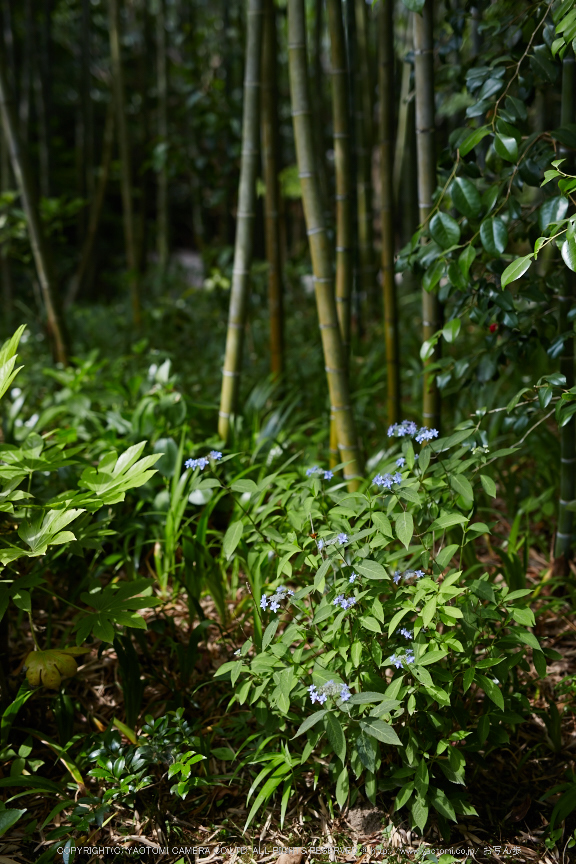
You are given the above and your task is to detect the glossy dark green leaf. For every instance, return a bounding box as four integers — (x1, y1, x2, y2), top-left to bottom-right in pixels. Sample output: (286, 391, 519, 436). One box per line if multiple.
(429, 212, 461, 250)
(480, 217, 508, 256)
(451, 177, 481, 219)
(494, 133, 518, 163)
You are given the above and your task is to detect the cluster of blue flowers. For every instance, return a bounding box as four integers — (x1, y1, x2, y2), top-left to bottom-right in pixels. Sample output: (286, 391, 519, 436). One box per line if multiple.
(390, 650, 415, 668)
(387, 419, 439, 445)
(398, 627, 413, 640)
(308, 680, 351, 705)
(306, 466, 334, 480)
(260, 585, 294, 613)
(333, 594, 357, 611)
(185, 451, 223, 470)
(393, 569, 426, 584)
(373, 472, 403, 490)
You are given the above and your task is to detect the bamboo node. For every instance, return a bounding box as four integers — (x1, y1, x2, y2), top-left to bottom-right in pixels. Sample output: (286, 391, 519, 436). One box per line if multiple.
(331, 405, 351, 412)
(218, 411, 231, 419)
(319, 323, 338, 329)
(222, 370, 240, 377)
(307, 227, 324, 236)
(325, 366, 344, 373)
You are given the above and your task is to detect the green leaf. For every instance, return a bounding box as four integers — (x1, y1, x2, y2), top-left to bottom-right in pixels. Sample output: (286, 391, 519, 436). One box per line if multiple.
(430, 512, 468, 530)
(359, 718, 401, 746)
(355, 559, 389, 580)
(356, 730, 376, 773)
(223, 521, 243, 559)
(421, 598, 437, 629)
(450, 473, 473, 501)
(459, 245, 476, 278)
(442, 318, 461, 343)
(79, 442, 161, 505)
(480, 217, 508, 256)
(435, 544, 459, 569)
(325, 713, 346, 763)
(372, 512, 392, 537)
(395, 781, 414, 810)
(414, 759, 429, 797)
(511, 607, 535, 627)
(411, 794, 429, 832)
(501, 255, 533, 289)
(400, 0, 425, 11)
(262, 619, 279, 651)
(336, 764, 349, 808)
(360, 616, 382, 634)
(423, 260, 444, 293)
(429, 787, 457, 821)
(561, 235, 576, 271)
(230, 479, 258, 494)
(463, 666, 475, 693)
(451, 177, 481, 219)
(458, 125, 491, 157)
(395, 512, 413, 549)
(0, 808, 26, 837)
(475, 673, 504, 710)
(75, 579, 160, 644)
(480, 475, 497, 497)
(429, 212, 461, 250)
(494, 133, 518, 162)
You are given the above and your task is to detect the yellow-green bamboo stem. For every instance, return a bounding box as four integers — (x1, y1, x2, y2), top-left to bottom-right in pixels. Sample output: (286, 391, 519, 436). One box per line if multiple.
(109, 0, 141, 326)
(555, 51, 576, 563)
(261, 0, 284, 380)
(354, 0, 376, 310)
(414, 0, 441, 431)
(0, 46, 68, 365)
(288, 0, 362, 485)
(327, 0, 353, 357)
(156, 0, 169, 272)
(218, 0, 264, 442)
(379, 0, 400, 427)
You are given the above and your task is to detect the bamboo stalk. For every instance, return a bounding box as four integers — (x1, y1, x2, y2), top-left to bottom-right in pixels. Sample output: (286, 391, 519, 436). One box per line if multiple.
(287, 0, 362, 485)
(0, 47, 68, 364)
(218, 0, 264, 442)
(327, 0, 353, 357)
(354, 0, 376, 313)
(66, 98, 115, 307)
(379, 0, 400, 426)
(261, 0, 284, 380)
(393, 59, 412, 209)
(156, 0, 169, 272)
(413, 0, 441, 430)
(555, 51, 576, 564)
(108, 0, 141, 325)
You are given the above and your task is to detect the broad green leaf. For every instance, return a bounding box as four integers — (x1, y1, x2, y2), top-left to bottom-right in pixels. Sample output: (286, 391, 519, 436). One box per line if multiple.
(435, 544, 459, 569)
(538, 195, 568, 231)
(325, 712, 346, 763)
(356, 730, 376, 773)
(480, 474, 497, 497)
(494, 133, 518, 162)
(458, 125, 491, 157)
(450, 473, 473, 501)
(451, 177, 481, 219)
(223, 521, 243, 559)
(336, 764, 349, 808)
(411, 794, 429, 832)
(442, 318, 461, 343)
(501, 255, 533, 289)
(372, 512, 392, 536)
(360, 718, 401, 746)
(230, 479, 258, 494)
(388, 607, 412, 637)
(355, 559, 389, 580)
(511, 606, 535, 627)
(429, 787, 457, 821)
(423, 260, 444, 293)
(75, 579, 161, 644)
(395, 512, 413, 549)
(0, 808, 26, 838)
(480, 217, 508, 256)
(561, 235, 576, 271)
(430, 212, 461, 250)
(414, 759, 429, 797)
(360, 616, 382, 634)
(79, 442, 161, 505)
(421, 597, 437, 629)
(475, 673, 504, 710)
(262, 619, 279, 651)
(459, 244, 476, 277)
(430, 512, 468, 530)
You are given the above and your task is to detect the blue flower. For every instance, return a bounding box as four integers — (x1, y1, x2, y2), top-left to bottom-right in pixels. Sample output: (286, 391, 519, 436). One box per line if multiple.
(393, 570, 402, 584)
(324, 470, 334, 480)
(317, 539, 325, 551)
(390, 654, 403, 669)
(388, 420, 419, 438)
(414, 569, 425, 578)
(306, 466, 319, 476)
(349, 573, 358, 583)
(209, 450, 223, 460)
(333, 594, 345, 607)
(415, 427, 439, 444)
(269, 600, 280, 612)
(337, 532, 348, 544)
(317, 693, 328, 704)
(373, 473, 393, 489)
(399, 627, 413, 640)
(185, 457, 208, 470)
(260, 595, 268, 610)
(340, 684, 351, 702)
(405, 650, 415, 664)
(396, 457, 406, 467)
(393, 472, 403, 484)
(342, 597, 356, 610)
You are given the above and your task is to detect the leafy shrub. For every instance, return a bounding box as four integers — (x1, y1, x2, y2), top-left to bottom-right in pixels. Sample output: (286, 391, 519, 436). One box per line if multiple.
(216, 420, 552, 833)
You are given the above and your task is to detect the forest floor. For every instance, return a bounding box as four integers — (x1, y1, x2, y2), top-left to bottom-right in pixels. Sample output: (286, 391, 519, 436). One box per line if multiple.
(2, 519, 576, 864)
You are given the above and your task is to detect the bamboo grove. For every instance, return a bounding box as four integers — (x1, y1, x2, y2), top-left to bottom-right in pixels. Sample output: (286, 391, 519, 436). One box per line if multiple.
(1, 1, 576, 557)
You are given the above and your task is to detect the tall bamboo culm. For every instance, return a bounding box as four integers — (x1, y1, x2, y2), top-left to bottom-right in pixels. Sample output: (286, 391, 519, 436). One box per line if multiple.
(156, 0, 169, 272)
(354, 0, 376, 313)
(0, 48, 68, 365)
(287, 0, 362, 485)
(555, 51, 576, 565)
(218, 0, 264, 442)
(109, 0, 141, 326)
(261, 0, 284, 381)
(414, 0, 440, 430)
(379, 0, 400, 426)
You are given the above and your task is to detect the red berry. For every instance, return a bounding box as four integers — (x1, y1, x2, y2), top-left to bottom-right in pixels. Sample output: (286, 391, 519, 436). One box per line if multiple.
(489, 323, 498, 333)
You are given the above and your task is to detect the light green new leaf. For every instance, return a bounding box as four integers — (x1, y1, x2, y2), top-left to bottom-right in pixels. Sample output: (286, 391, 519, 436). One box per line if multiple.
(400, 0, 425, 11)
(79, 442, 161, 505)
(501, 255, 533, 289)
(355, 559, 389, 580)
(223, 521, 243, 559)
(372, 512, 392, 536)
(442, 319, 461, 343)
(360, 616, 382, 634)
(395, 512, 413, 549)
(480, 474, 497, 497)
